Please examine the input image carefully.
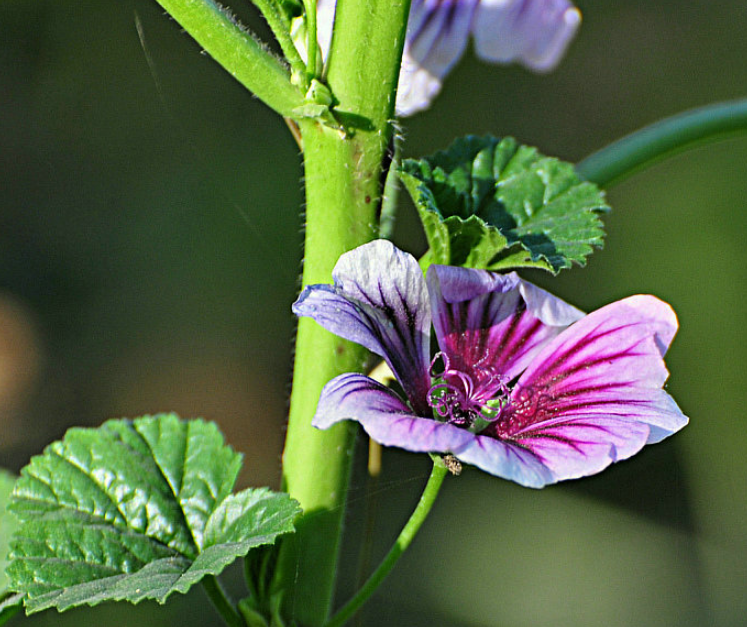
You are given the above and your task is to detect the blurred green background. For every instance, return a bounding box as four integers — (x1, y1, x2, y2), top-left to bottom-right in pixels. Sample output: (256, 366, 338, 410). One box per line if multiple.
(1, 0, 746, 625)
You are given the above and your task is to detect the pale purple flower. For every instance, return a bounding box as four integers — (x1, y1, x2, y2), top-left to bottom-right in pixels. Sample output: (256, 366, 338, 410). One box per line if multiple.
(314, 0, 582, 115)
(293, 240, 688, 488)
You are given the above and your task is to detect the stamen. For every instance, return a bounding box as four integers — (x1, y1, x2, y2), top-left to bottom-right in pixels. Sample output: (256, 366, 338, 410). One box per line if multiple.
(427, 353, 512, 432)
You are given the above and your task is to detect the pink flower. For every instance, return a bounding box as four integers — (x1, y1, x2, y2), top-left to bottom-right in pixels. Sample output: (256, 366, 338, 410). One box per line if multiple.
(293, 241, 688, 488)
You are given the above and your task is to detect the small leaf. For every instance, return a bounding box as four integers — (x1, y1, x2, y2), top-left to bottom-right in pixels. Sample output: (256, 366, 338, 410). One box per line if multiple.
(0, 470, 22, 625)
(400, 135, 610, 273)
(8, 414, 301, 614)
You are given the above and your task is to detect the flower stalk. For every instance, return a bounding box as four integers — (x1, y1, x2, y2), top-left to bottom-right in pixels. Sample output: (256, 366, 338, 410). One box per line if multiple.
(323, 461, 449, 627)
(202, 575, 245, 627)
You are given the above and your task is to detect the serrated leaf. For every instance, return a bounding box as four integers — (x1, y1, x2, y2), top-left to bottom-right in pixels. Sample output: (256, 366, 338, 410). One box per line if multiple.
(8, 414, 301, 614)
(400, 135, 610, 273)
(0, 470, 22, 625)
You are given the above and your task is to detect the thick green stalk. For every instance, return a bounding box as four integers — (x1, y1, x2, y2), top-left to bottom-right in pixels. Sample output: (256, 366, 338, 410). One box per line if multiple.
(152, 0, 305, 116)
(275, 1, 411, 626)
(577, 98, 747, 187)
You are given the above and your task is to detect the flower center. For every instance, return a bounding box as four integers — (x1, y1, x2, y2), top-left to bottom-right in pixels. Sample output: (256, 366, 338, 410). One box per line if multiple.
(426, 353, 509, 433)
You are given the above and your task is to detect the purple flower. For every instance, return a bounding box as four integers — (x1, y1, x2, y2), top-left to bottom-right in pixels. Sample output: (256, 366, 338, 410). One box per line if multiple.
(315, 0, 582, 115)
(293, 240, 688, 488)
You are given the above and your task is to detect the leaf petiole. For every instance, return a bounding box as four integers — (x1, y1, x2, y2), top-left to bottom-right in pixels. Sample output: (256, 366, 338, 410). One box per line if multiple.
(202, 575, 245, 627)
(152, 0, 305, 117)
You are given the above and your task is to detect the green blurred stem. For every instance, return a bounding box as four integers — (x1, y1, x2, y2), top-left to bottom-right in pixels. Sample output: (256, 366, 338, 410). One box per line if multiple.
(273, 0, 411, 626)
(323, 462, 449, 627)
(577, 98, 747, 187)
(202, 575, 244, 627)
(152, 0, 305, 116)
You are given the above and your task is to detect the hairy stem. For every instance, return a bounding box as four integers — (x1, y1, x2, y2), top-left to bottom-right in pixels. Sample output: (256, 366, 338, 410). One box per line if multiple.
(273, 0, 412, 625)
(577, 98, 747, 187)
(153, 0, 305, 116)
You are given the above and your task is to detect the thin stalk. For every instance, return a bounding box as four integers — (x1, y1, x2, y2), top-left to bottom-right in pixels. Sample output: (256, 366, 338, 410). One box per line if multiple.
(353, 438, 381, 627)
(323, 462, 449, 627)
(379, 141, 401, 239)
(202, 575, 244, 627)
(153, 0, 305, 117)
(303, 0, 319, 79)
(250, 0, 308, 85)
(577, 98, 747, 187)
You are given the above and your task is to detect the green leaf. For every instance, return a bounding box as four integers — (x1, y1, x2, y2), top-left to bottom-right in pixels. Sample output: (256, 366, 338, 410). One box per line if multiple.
(399, 136, 610, 273)
(7, 414, 301, 614)
(0, 470, 22, 625)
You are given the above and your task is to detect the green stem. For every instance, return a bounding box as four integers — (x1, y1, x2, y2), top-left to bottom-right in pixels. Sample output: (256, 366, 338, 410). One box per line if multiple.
(273, 0, 412, 625)
(303, 0, 319, 80)
(202, 575, 245, 627)
(152, 0, 305, 117)
(323, 462, 449, 627)
(379, 141, 401, 239)
(577, 98, 747, 187)
(250, 0, 308, 85)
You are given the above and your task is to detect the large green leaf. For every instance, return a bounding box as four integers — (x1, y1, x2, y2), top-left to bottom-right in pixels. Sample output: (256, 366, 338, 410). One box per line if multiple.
(399, 136, 610, 273)
(8, 414, 301, 614)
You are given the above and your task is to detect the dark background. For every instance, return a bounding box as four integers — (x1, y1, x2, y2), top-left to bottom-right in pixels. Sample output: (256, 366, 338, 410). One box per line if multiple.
(1, 0, 746, 625)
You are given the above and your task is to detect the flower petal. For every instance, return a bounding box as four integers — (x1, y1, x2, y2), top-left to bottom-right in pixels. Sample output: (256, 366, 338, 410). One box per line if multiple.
(472, 0, 582, 72)
(293, 240, 432, 410)
(427, 265, 583, 388)
(395, 52, 445, 117)
(396, 0, 479, 115)
(483, 295, 687, 478)
(314, 0, 579, 115)
(315, 0, 336, 58)
(509, 415, 652, 483)
(453, 435, 554, 487)
(313, 373, 475, 452)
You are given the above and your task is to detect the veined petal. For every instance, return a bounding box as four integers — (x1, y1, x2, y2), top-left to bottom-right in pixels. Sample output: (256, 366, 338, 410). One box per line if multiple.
(511, 294, 680, 400)
(293, 240, 432, 410)
(313, 373, 475, 452)
(537, 386, 688, 444)
(397, 0, 479, 115)
(427, 265, 583, 388)
(453, 435, 554, 487)
(483, 295, 687, 475)
(407, 0, 478, 77)
(472, 0, 582, 72)
(510, 415, 652, 483)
